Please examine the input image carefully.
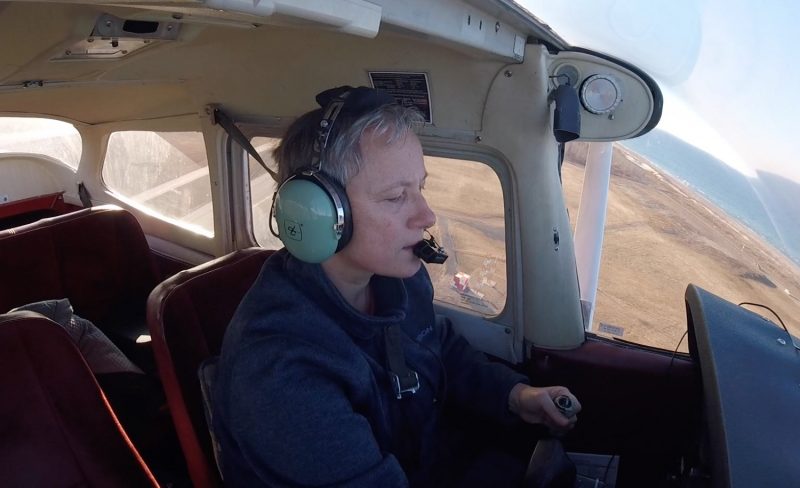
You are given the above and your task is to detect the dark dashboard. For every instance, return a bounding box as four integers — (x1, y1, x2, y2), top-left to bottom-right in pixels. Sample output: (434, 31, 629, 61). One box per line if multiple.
(686, 285, 800, 488)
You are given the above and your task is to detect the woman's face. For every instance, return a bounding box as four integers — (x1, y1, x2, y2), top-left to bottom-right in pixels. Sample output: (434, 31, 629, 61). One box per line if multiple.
(333, 129, 436, 280)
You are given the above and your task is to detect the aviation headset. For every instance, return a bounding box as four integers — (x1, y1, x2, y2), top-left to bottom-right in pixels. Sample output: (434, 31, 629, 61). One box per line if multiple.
(270, 86, 396, 263)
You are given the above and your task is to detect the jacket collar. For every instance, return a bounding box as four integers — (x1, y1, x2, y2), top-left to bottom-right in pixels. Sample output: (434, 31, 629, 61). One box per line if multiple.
(283, 250, 409, 339)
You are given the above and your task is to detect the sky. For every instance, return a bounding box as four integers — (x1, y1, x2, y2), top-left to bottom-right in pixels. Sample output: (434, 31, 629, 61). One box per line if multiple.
(520, 0, 800, 259)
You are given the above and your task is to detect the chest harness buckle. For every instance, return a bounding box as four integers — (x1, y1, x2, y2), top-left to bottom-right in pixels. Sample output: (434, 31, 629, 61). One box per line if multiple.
(384, 325, 420, 399)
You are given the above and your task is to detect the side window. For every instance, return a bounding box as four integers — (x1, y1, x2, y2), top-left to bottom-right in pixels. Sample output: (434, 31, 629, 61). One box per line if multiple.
(103, 131, 213, 235)
(248, 136, 282, 248)
(0, 117, 81, 168)
(247, 146, 508, 316)
(563, 140, 800, 352)
(423, 156, 507, 316)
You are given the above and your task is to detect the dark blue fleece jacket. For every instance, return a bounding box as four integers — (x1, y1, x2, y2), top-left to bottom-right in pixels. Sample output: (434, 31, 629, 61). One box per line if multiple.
(214, 249, 527, 487)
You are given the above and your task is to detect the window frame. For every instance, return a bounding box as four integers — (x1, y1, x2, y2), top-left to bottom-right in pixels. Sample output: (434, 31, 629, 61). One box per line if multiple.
(0, 114, 83, 170)
(101, 129, 214, 237)
(91, 115, 218, 258)
(240, 127, 522, 360)
(421, 139, 519, 326)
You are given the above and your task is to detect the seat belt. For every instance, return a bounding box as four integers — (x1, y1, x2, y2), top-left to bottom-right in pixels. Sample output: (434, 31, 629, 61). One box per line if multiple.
(77, 182, 92, 208)
(384, 325, 420, 399)
(212, 107, 278, 182)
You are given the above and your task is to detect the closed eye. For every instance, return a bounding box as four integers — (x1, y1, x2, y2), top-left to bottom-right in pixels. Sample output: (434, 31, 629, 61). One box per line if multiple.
(386, 192, 405, 203)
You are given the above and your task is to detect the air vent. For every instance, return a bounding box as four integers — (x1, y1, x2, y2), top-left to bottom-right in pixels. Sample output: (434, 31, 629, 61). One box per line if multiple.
(122, 20, 160, 35)
(52, 13, 180, 61)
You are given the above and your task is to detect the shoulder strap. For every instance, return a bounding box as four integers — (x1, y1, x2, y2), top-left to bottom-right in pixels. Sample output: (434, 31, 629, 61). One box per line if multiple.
(213, 107, 278, 182)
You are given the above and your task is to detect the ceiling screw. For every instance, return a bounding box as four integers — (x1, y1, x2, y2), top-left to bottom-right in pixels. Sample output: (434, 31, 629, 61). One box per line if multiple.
(504, 70, 512, 77)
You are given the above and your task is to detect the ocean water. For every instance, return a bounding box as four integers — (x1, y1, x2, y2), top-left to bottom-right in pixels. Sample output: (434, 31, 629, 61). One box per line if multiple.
(620, 129, 800, 266)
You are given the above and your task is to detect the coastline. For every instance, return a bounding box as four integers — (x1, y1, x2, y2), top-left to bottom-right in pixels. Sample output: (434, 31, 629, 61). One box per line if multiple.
(619, 141, 800, 267)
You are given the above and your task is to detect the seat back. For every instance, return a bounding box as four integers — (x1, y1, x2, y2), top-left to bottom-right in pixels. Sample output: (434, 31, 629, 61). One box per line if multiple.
(147, 247, 273, 488)
(0, 311, 159, 487)
(0, 205, 160, 364)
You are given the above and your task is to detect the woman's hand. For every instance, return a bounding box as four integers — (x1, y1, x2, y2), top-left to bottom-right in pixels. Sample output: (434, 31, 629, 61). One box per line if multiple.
(508, 384, 581, 434)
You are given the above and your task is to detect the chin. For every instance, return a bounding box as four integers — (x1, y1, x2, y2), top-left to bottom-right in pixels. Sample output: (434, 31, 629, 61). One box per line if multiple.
(384, 259, 422, 279)
(408, 258, 424, 275)
(403, 260, 423, 278)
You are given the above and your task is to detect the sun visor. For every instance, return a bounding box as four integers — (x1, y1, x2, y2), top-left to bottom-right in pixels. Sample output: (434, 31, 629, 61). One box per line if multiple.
(547, 48, 662, 141)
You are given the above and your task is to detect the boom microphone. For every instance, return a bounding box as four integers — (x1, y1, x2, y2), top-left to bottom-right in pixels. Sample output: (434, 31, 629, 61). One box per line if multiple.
(413, 233, 448, 264)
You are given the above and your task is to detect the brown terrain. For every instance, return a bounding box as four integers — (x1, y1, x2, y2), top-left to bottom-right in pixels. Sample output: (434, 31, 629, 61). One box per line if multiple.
(562, 142, 800, 351)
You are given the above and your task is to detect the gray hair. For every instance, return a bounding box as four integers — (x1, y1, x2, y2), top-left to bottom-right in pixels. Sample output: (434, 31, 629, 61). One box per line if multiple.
(274, 103, 424, 187)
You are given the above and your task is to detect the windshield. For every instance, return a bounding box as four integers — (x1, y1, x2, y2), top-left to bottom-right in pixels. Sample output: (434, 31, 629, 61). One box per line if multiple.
(524, 0, 799, 263)
(520, 0, 800, 345)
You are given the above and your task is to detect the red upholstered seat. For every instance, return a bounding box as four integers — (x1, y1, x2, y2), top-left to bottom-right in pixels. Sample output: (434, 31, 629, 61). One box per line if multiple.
(147, 247, 273, 488)
(0, 311, 159, 487)
(0, 205, 160, 370)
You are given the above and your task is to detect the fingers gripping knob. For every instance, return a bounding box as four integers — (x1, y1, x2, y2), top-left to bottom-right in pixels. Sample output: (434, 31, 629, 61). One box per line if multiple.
(554, 395, 576, 419)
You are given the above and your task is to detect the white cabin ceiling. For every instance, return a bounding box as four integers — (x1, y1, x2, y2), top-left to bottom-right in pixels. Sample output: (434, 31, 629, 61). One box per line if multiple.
(0, 2, 537, 126)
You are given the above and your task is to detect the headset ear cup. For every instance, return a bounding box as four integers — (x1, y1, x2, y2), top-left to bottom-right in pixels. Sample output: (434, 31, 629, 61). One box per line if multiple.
(274, 172, 351, 262)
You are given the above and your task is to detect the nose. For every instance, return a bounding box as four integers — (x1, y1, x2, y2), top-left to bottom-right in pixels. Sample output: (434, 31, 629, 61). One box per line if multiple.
(413, 193, 437, 230)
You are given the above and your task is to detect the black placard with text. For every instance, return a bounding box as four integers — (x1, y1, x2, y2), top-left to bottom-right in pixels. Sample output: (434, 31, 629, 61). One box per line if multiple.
(369, 72, 432, 123)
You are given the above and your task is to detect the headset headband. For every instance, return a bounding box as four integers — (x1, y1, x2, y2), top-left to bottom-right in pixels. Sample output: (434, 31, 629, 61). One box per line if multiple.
(309, 86, 398, 174)
(311, 91, 351, 172)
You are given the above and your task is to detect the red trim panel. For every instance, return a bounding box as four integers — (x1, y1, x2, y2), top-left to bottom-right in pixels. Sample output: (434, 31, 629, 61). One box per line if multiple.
(527, 335, 702, 485)
(0, 192, 69, 219)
